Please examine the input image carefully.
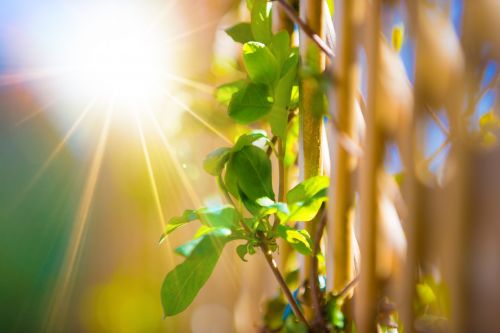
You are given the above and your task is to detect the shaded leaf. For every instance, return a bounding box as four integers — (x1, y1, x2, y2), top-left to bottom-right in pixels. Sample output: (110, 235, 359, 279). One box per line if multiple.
(231, 145, 275, 201)
(225, 22, 253, 44)
(203, 147, 231, 176)
(236, 243, 249, 262)
(228, 83, 273, 124)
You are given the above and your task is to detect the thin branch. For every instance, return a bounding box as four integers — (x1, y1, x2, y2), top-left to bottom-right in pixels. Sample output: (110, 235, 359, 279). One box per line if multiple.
(311, 206, 327, 329)
(272, 0, 334, 58)
(218, 175, 309, 328)
(259, 235, 311, 329)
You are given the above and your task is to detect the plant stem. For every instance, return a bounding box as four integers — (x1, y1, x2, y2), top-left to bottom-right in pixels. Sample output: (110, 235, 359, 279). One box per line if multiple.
(274, 0, 333, 58)
(260, 235, 311, 329)
(331, 0, 360, 296)
(298, 0, 326, 295)
(218, 176, 309, 328)
(311, 206, 327, 329)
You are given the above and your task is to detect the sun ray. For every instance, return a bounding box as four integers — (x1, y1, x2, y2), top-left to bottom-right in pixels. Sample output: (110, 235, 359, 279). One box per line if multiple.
(43, 97, 114, 333)
(147, 110, 239, 289)
(147, 110, 202, 208)
(0, 67, 69, 87)
(14, 97, 59, 127)
(162, 72, 214, 95)
(135, 112, 167, 231)
(160, 17, 221, 46)
(162, 88, 232, 144)
(24, 96, 99, 194)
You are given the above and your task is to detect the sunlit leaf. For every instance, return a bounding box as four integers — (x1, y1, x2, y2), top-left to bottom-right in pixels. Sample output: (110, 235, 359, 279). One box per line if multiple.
(161, 231, 231, 316)
(287, 176, 329, 222)
(215, 80, 247, 105)
(160, 210, 197, 243)
(250, 0, 272, 43)
(269, 31, 290, 67)
(197, 205, 239, 229)
(243, 42, 279, 85)
(232, 130, 269, 152)
(277, 224, 313, 255)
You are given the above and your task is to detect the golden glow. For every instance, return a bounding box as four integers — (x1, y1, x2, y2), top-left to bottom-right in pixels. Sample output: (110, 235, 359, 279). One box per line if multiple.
(59, 5, 173, 108)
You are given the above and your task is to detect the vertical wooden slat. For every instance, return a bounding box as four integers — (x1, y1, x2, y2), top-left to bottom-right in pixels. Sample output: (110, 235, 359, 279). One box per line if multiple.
(298, 0, 326, 286)
(357, 0, 382, 331)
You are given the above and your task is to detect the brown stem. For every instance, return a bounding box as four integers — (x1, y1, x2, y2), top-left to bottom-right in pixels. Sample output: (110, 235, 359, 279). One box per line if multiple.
(273, 0, 334, 58)
(260, 237, 311, 329)
(311, 206, 327, 329)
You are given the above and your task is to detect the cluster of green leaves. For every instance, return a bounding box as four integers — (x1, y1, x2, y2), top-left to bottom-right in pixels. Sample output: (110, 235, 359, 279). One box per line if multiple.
(160, 0, 329, 318)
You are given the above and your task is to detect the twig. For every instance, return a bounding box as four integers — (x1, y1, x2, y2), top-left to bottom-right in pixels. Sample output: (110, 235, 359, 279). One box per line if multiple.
(311, 206, 327, 329)
(260, 236, 311, 329)
(272, 0, 334, 58)
(218, 176, 310, 328)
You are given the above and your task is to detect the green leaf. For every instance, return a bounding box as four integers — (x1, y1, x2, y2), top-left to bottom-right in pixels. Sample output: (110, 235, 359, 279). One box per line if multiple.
(255, 197, 289, 220)
(203, 147, 231, 176)
(269, 31, 290, 67)
(160, 210, 197, 243)
(251, 0, 272, 43)
(224, 156, 240, 198)
(232, 130, 269, 152)
(228, 83, 273, 124)
(267, 50, 298, 138)
(225, 22, 253, 44)
(215, 80, 247, 105)
(161, 231, 230, 316)
(277, 224, 313, 255)
(287, 176, 329, 222)
(230, 145, 275, 201)
(236, 243, 250, 262)
(243, 42, 279, 85)
(175, 228, 232, 257)
(197, 205, 239, 229)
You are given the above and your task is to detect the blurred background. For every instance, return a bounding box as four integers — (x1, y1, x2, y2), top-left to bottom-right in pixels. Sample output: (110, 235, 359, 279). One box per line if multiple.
(1, 0, 499, 332)
(0, 0, 281, 332)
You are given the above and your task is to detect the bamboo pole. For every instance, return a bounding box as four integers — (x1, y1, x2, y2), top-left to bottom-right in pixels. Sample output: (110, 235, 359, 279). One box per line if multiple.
(331, 0, 360, 296)
(298, 0, 326, 288)
(357, 0, 382, 331)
